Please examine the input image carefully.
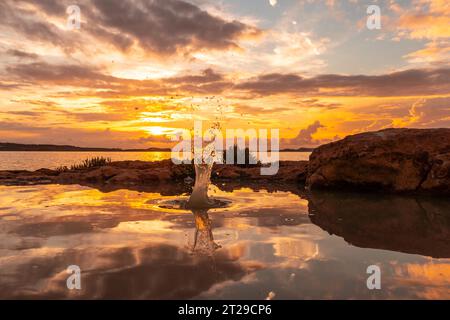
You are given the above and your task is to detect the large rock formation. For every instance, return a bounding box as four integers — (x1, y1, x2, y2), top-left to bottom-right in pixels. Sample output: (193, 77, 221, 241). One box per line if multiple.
(307, 128, 450, 194)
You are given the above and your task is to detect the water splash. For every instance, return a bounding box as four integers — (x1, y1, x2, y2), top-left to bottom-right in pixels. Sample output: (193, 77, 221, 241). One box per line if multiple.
(186, 164, 214, 208)
(186, 121, 222, 209)
(191, 209, 221, 255)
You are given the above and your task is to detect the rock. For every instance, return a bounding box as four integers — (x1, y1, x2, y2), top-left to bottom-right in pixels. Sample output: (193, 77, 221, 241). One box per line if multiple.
(170, 163, 194, 180)
(421, 153, 450, 192)
(214, 165, 242, 179)
(140, 167, 172, 182)
(81, 166, 121, 183)
(0, 171, 15, 179)
(307, 128, 450, 194)
(0, 159, 308, 186)
(55, 172, 81, 184)
(107, 170, 141, 185)
(277, 161, 309, 183)
(35, 168, 59, 176)
(213, 161, 308, 182)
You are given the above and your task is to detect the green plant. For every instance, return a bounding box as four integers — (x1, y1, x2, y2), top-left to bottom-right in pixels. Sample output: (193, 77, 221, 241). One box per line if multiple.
(55, 165, 69, 173)
(70, 156, 112, 170)
(222, 145, 260, 167)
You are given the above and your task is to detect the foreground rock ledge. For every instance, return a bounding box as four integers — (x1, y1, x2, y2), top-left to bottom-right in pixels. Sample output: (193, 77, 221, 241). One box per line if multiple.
(0, 160, 308, 187)
(307, 128, 450, 194)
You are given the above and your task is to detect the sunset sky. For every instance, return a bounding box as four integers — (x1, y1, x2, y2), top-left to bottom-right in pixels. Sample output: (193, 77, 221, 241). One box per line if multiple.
(0, 0, 449, 148)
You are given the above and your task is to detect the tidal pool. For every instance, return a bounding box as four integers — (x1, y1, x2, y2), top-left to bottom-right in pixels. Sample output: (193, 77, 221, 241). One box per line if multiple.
(0, 184, 449, 299)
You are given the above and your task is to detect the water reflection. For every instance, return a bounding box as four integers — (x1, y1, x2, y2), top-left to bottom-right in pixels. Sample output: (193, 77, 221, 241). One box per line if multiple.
(191, 209, 221, 254)
(308, 191, 450, 258)
(0, 184, 449, 299)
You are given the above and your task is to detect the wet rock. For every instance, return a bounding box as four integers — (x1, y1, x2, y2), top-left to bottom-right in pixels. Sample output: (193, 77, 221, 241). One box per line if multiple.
(107, 170, 141, 185)
(307, 128, 450, 194)
(277, 161, 309, 183)
(82, 166, 121, 183)
(35, 168, 59, 176)
(214, 165, 242, 179)
(55, 172, 81, 184)
(0, 159, 309, 187)
(147, 167, 172, 181)
(0, 171, 17, 180)
(213, 161, 308, 182)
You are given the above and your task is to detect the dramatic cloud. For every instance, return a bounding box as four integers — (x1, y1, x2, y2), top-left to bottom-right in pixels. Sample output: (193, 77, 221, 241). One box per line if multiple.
(234, 104, 293, 116)
(5, 61, 230, 96)
(235, 68, 450, 97)
(281, 121, 327, 148)
(5, 49, 39, 60)
(0, 1, 69, 47)
(394, 0, 450, 70)
(397, 0, 450, 40)
(6, 62, 116, 86)
(3, 0, 261, 56)
(92, 0, 261, 54)
(395, 97, 450, 128)
(11, 61, 447, 99)
(404, 41, 450, 67)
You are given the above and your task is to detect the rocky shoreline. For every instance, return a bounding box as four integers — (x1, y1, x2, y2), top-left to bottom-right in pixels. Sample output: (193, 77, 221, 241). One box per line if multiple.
(0, 128, 449, 195)
(0, 160, 308, 187)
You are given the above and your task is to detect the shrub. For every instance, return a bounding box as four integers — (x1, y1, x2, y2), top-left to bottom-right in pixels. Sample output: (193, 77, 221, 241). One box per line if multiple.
(222, 145, 260, 167)
(55, 165, 69, 173)
(69, 156, 112, 170)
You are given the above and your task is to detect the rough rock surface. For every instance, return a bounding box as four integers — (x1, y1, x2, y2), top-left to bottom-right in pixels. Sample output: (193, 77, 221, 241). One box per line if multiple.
(307, 128, 450, 194)
(0, 160, 309, 187)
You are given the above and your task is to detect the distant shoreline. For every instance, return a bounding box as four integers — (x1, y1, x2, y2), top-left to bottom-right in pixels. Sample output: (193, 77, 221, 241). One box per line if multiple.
(0, 142, 314, 152)
(0, 150, 173, 152)
(0, 142, 171, 152)
(0, 150, 313, 152)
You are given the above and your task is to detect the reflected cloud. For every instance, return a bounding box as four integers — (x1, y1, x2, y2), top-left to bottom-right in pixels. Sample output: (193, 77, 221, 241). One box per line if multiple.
(0, 243, 252, 299)
(1, 184, 449, 299)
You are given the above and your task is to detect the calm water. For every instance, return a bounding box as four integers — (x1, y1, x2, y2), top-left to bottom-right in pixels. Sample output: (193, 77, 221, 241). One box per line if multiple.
(0, 183, 448, 299)
(0, 151, 311, 171)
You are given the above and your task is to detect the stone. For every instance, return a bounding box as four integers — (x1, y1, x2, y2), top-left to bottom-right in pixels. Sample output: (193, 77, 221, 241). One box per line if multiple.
(82, 166, 121, 183)
(307, 128, 450, 194)
(107, 170, 141, 185)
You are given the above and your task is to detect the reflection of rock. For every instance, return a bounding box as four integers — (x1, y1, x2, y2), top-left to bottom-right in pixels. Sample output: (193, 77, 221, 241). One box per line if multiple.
(0, 160, 309, 187)
(236, 208, 310, 227)
(307, 128, 450, 194)
(215, 180, 306, 198)
(0, 244, 255, 299)
(214, 161, 308, 183)
(308, 190, 450, 258)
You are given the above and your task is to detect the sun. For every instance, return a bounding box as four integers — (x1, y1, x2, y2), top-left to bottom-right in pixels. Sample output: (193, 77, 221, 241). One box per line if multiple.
(145, 126, 179, 136)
